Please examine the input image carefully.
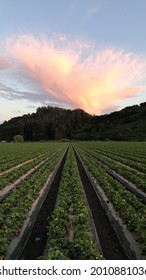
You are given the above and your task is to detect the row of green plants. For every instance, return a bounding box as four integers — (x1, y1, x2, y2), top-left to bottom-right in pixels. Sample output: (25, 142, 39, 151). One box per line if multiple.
(0, 142, 49, 166)
(0, 147, 67, 259)
(0, 146, 65, 190)
(0, 150, 49, 174)
(42, 146, 103, 260)
(77, 141, 146, 164)
(0, 142, 65, 173)
(76, 144, 146, 192)
(75, 147, 146, 253)
(103, 150, 146, 174)
(85, 146, 146, 174)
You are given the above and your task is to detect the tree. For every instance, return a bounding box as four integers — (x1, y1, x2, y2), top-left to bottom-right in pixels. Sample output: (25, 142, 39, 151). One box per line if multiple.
(13, 135, 24, 143)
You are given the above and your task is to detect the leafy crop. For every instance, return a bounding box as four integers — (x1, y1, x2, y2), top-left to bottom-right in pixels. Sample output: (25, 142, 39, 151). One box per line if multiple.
(0, 146, 66, 259)
(75, 145, 146, 253)
(43, 146, 103, 260)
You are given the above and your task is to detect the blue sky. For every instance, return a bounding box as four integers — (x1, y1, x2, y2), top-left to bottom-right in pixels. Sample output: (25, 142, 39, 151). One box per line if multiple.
(0, 0, 146, 122)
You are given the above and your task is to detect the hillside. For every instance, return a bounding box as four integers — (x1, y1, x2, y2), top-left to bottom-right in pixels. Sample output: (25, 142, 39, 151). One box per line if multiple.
(0, 102, 146, 141)
(0, 106, 90, 141)
(73, 102, 146, 141)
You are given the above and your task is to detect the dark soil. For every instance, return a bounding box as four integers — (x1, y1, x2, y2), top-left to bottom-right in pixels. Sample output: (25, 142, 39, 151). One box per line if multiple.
(22, 151, 67, 260)
(74, 148, 128, 260)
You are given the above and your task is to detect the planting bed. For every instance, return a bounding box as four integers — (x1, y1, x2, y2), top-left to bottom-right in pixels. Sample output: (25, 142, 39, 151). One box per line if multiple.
(22, 149, 68, 259)
(41, 146, 103, 260)
(73, 148, 128, 260)
(0, 148, 64, 202)
(0, 143, 67, 259)
(74, 142, 146, 259)
(80, 149, 146, 204)
(0, 141, 145, 260)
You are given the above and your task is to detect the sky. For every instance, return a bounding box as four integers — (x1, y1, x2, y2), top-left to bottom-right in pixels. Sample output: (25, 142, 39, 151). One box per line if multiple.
(0, 0, 146, 123)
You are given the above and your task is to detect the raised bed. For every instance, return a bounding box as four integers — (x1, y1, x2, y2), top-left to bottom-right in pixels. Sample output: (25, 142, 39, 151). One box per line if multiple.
(0, 148, 64, 202)
(84, 151, 146, 204)
(42, 146, 103, 260)
(74, 148, 146, 260)
(77, 145, 146, 192)
(6, 148, 68, 260)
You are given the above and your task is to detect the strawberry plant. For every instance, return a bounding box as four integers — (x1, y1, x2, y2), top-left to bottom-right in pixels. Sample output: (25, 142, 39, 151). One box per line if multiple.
(75, 145, 146, 255)
(0, 146, 67, 259)
(43, 146, 103, 260)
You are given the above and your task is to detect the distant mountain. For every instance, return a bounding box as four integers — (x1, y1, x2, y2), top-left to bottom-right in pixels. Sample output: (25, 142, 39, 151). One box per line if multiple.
(0, 102, 146, 141)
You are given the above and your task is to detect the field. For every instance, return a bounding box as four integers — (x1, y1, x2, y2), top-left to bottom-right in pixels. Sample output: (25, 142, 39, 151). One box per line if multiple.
(0, 141, 146, 260)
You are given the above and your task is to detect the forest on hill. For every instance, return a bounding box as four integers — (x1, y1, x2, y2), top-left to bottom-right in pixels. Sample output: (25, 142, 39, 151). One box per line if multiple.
(0, 102, 146, 141)
(0, 107, 90, 141)
(74, 102, 146, 141)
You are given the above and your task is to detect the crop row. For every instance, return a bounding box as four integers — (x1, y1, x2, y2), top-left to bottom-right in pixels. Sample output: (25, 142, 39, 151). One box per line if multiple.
(84, 146, 146, 174)
(0, 142, 64, 173)
(0, 145, 66, 191)
(42, 146, 103, 260)
(0, 142, 47, 166)
(0, 147, 67, 259)
(74, 146, 146, 253)
(79, 141, 146, 163)
(0, 151, 49, 175)
(75, 143, 146, 192)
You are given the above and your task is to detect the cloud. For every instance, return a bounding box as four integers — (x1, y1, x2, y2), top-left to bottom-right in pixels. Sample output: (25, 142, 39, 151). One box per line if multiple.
(0, 81, 70, 110)
(0, 55, 10, 70)
(4, 34, 146, 114)
(0, 82, 46, 103)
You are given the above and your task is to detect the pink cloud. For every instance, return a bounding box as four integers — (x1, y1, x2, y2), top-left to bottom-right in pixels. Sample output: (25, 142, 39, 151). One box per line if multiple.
(5, 34, 146, 114)
(0, 55, 10, 70)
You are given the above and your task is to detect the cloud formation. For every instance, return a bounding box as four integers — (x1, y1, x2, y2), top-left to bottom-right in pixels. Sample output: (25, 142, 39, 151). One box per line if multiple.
(0, 55, 10, 70)
(4, 34, 146, 114)
(0, 81, 50, 105)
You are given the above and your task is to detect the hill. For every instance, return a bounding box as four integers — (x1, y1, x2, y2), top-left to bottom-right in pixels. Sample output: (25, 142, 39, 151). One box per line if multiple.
(73, 102, 146, 141)
(0, 107, 90, 141)
(0, 102, 146, 141)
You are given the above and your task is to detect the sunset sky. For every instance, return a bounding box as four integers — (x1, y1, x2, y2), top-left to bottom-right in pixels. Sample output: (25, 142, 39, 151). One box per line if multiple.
(0, 0, 146, 123)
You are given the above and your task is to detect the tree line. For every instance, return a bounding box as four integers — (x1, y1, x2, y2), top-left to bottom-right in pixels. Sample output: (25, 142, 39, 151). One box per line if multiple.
(0, 102, 146, 142)
(0, 106, 90, 141)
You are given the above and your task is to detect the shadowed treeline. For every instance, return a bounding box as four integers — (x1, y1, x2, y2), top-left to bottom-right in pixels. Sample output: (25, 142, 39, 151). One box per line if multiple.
(0, 102, 146, 141)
